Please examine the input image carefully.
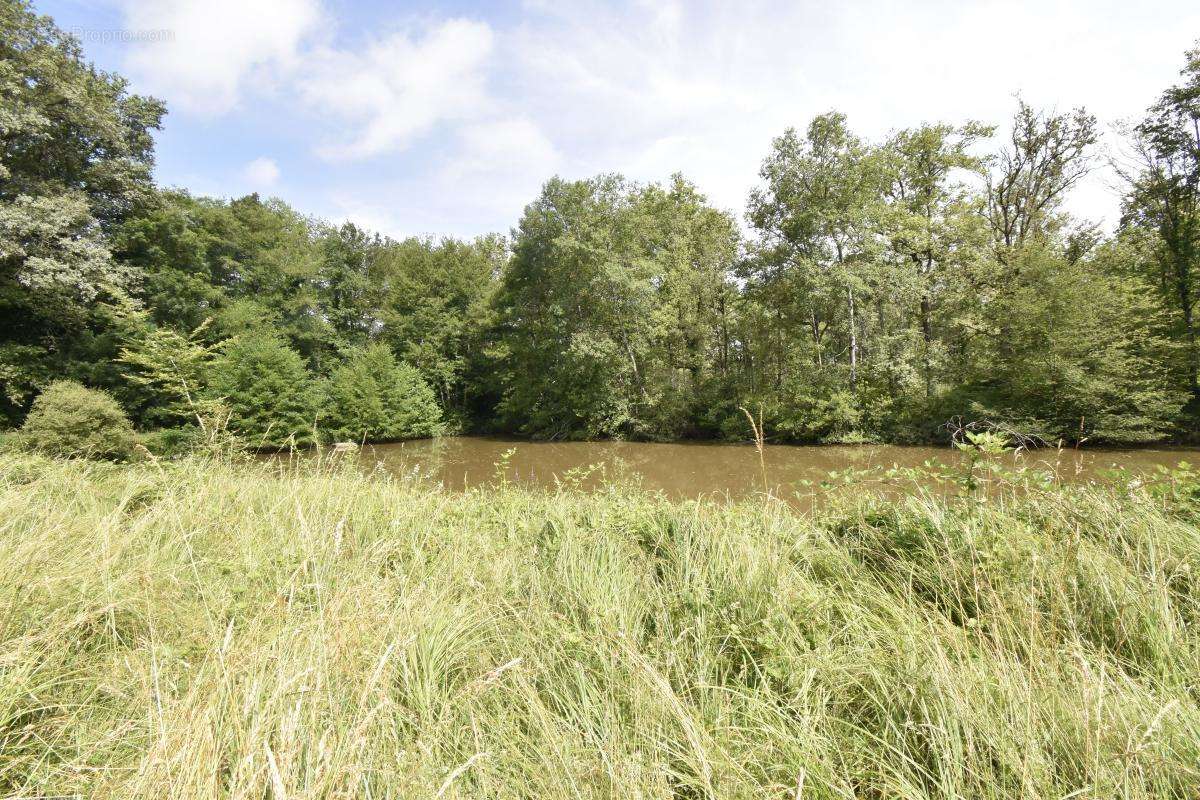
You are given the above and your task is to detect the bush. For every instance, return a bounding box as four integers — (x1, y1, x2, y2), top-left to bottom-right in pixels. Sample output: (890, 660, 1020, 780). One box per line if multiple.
(139, 426, 205, 458)
(323, 345, 443, 442)
(18, 381, 139, 460)
(207, 333, 319, 448)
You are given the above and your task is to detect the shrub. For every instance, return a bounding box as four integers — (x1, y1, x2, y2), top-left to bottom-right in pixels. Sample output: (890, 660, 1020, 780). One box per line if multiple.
(207, 333, 318, 448)
(18, 381, 139, 460)
(139, 426, 205, 458)
(323, 345, 443, 442)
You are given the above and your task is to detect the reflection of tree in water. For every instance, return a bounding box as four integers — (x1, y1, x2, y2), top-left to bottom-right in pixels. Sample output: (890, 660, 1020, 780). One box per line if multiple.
(338, 437, 1200, 503)
(360, 437, 457, 488)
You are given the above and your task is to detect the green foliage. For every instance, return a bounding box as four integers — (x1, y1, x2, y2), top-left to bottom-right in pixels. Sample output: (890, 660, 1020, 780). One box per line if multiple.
(957, 244, 1185, 443)
(0, 1, 163, 218)
(950, 429, 1013, 493)
(207, 333, 318, 448)
(0, 0, 163, 423)
(109, 191, 237, 333)
(118, 306, 223, 428)
(493, 174, 738, 440)
(322, 344, 443, 442)
(986, 101, 1097, 251)
(2, 0, 1200, 448)
(138, 426, 205, 459)
(740, 114, 993, 442)
(375, 235, 504, 419)
(17, 380, 138, 460)
(1122, 44, 1200, 402)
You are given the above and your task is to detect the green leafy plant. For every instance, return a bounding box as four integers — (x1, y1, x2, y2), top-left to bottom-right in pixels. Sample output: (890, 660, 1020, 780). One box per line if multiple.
(492, 447, 517, 487)
(119, 313, 224, 428)
(322, 344, 444, 442)
(953, 429, 1012, 495)
(139, 426, 206, 459)
(207, 333, 319, 449)
(18, 381, 139, 461)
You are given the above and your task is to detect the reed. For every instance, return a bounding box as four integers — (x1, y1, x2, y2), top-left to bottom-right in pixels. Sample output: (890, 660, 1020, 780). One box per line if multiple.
(739, 404, 769, 494)
(1, 453, 1198, 798)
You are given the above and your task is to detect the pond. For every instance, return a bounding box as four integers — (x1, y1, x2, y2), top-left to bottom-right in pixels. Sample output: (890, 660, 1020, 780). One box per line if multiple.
(302, 436, 1200, 504)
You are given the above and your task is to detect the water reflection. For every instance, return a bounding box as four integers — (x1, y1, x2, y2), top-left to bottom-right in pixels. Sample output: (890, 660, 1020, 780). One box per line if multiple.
(316, 436, 1200, 503)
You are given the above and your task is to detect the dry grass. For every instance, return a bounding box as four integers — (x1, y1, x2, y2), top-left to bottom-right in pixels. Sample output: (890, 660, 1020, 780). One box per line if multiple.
(1, 453, 1198, 798)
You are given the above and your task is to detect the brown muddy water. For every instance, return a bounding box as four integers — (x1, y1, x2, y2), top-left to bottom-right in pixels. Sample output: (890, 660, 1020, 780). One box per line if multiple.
(292, 436, 1200, 504)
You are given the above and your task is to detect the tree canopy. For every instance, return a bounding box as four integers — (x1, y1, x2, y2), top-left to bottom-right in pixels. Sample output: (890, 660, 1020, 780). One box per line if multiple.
(1, 1, 1198, 447)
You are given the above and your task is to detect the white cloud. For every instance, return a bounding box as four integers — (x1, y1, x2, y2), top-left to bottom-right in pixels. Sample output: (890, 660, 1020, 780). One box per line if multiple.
(502, 1, 820, 217)
(242, 156, 281, 189)
(301, 19, 496, 161)
(319, 119, 563, 240)
(436, 118, 563, 215)
(327, 194, 409, 240)
(504, 0, 1200, 229)
(119, 0, 322, 115)
(449, 118, 561, 176)
(117, 0, 1200, 236)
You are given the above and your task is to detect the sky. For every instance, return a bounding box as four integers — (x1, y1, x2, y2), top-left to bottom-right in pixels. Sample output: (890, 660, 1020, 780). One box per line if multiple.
(34, 0, 1200, 240)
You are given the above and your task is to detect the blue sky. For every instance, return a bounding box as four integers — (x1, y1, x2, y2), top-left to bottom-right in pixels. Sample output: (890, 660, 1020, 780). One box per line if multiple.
(34, 0, 1200, 239)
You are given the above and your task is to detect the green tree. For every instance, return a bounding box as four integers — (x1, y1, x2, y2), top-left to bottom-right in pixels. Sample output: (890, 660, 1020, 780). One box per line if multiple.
(207, 333, 318, 448)
(493, 175, 737, 439)
(110, 191, 236, 333)
(118, 308, 223, 429)
(634, 176, 740, 437)
(986, 101, 1098, 254)
(375, 235, 504, 420)
(959, 244, 1183, 442)
(18, 380, 138, 460)
(118, 193, 331, 362)
(218, 196, 331, 368)
(1121, 42, 1200, 399)
(0, 0, 163, 421)
(317, 222, 383, 350)
(323, 344, 443, 442)
(744, 113, 889, 438)
(879, 122, 994, 403)
(492, 176, 644, 438)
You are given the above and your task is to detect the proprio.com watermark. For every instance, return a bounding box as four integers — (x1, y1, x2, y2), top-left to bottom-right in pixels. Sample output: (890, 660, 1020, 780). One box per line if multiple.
(69, 27, 174, 44)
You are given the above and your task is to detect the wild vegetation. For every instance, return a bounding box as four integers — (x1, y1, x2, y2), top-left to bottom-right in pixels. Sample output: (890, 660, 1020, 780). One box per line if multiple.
(3, 0, 1200, 446)
(1, 453, 1199, 798)
(15, 380, 138, 460)
(5, 3, 1200, 796)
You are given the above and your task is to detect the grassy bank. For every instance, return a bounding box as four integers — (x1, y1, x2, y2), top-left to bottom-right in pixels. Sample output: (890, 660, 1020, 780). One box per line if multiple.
(2, 455, 1199, 798)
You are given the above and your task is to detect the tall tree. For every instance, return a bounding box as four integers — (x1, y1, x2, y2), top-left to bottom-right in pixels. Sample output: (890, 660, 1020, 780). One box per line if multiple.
(111, 191, 236, 332)
(376, 235, 505, 419)
(746, 113, 882, 398)
(317, 222, 382, 349)
(1122, 43, 1200, 395)
(0, 0, 163, 420)
(880, 122, 992, 400)
(987, 100, 1098, 254)
(493, 175, 737, 439)
(960, 242, 1183, 442)
(631, 175, 740, 436)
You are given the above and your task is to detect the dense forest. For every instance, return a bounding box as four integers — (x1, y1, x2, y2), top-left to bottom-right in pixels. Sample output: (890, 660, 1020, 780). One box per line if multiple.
(3, 0, 1200, 446)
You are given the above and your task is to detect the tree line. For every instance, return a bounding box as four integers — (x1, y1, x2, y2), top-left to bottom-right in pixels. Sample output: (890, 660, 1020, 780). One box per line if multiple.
(3, 0, 1199, 445)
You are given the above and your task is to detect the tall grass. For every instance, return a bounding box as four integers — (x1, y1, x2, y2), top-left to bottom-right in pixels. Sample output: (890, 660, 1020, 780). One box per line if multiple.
(1, 453, 1198, 798)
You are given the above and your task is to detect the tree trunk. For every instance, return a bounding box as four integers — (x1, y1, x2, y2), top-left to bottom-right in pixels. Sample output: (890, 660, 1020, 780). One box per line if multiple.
(920, 294, 933, 399)
(1180, 279, 1197, 394)
(1166, 213, 1198, 394)
(811, 311, 823, 368)
(717, 292, 730, 377)
(848, 286, 858, 393)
